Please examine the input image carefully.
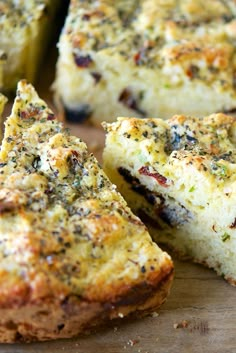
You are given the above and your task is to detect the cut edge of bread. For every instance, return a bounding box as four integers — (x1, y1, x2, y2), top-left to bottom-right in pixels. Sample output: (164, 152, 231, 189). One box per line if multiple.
(103, 116, 236, 286)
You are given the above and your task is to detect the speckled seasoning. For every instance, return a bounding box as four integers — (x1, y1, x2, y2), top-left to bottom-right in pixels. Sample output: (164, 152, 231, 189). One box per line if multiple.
(0, 0, 61, 92)
(0, 81, 173, 342)
(54, 0, 236, 124)
(103, 113, 236, 285)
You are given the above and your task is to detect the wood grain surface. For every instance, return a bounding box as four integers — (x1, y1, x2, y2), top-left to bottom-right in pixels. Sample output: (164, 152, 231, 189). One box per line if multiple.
(0, 258, 235, 353)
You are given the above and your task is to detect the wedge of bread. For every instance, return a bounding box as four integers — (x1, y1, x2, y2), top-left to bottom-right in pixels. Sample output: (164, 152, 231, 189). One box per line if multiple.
(103, 115, 236, 285)
(0, 81, 173, 342)
(0, 0, 61, 92)
(54, 0, 236, 124)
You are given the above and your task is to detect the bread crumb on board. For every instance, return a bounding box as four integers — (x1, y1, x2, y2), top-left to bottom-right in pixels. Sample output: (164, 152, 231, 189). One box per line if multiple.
(151, 312, 159, 318)
(127, 339, 139, 346)
(173, 320, 189, 329)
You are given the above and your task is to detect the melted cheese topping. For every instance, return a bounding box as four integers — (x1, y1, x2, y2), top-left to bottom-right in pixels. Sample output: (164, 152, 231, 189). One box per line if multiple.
(0, 0, 60, 91)
(54, 0, 236, 124)
(0, 81, 172, 307)
(67, 0, 236, 88)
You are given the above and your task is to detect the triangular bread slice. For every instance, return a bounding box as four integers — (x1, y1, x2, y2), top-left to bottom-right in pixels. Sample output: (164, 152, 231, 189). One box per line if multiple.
(103, 116, 236, 285)
(0, 81, 173, 342)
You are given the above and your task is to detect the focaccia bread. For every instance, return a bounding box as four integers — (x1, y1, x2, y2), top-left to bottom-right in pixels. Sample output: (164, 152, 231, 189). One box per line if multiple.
(54, 0, 236, 124)
(0, 93, 7, 142)
(103, 115, 236, 285)
(0, 0, 61, 92)
(0, 81, 173, 342)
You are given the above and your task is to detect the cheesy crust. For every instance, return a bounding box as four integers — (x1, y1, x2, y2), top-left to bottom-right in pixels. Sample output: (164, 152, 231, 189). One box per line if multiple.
(103, 114, 236, 285)
(0, 0, 61, 92)
(0, 81, 173, 342)
(54, 0, 236, 124)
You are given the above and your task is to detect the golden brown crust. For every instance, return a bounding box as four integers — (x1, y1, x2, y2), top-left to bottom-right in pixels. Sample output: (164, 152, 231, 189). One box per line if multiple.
(54, 0, 236, 124)
(0, 0, 61, 92)
(0, 263, 173, 342)
(0, 81, 173, 341)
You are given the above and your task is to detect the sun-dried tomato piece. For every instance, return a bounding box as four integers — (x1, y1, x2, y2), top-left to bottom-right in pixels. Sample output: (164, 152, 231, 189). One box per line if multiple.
(20, 108, 40, 119)
(139, 166, 169, 187)
(118, 88, 146, 116)
(47, 113, 55, 121)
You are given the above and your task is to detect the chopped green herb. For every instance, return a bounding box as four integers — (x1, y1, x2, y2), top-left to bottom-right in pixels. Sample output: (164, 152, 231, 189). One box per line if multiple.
(73, 177, 81, 188)
(164, 83, 170, 89)
(221, 232, 230, 242)
(189, 186, 195, 192)
(219, 164, 228, 176)
(211, 162, 228, 178)
(28, 117, 36, 124)
(139, 90, 145, 100)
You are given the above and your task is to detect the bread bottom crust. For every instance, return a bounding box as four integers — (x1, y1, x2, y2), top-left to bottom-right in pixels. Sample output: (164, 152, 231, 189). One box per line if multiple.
(0, 269, 173, 342)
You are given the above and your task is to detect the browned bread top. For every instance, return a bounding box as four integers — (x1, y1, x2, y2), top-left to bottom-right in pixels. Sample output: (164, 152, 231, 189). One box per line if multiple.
(0, 81, 173, 341)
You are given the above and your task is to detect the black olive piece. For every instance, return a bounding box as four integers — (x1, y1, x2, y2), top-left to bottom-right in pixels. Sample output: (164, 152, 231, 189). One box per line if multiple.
(32, 156, 41, 170)
(64, 104, 93, 123)
(186, 135, 198, 144)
